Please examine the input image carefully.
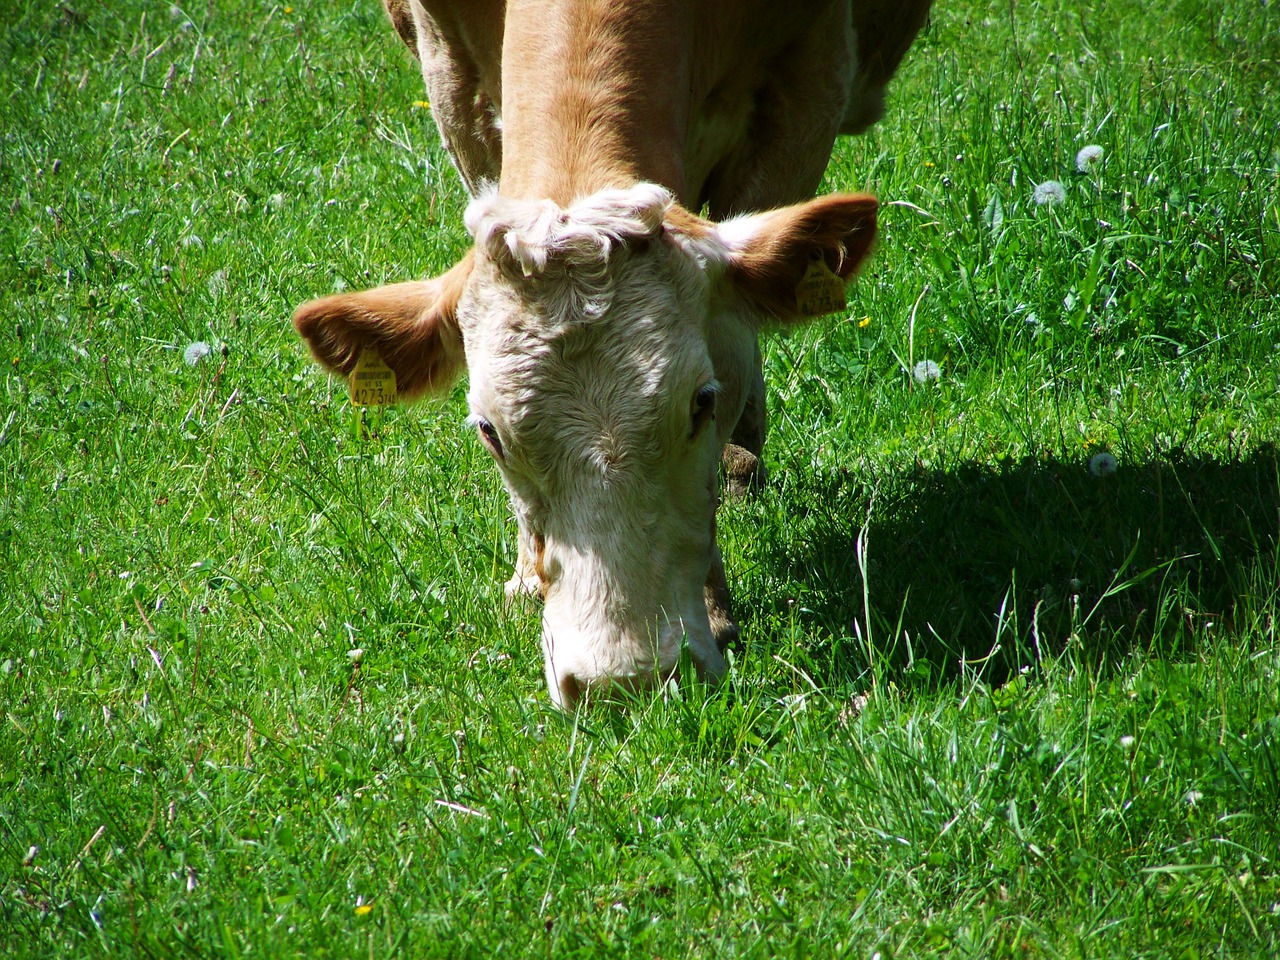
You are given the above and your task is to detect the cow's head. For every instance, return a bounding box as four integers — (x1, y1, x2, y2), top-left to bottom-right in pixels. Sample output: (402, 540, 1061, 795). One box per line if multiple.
(293, 184, 876, 707)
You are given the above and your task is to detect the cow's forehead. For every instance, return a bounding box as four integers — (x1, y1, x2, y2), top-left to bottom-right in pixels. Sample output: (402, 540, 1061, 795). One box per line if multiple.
(461, 246, 714, 433)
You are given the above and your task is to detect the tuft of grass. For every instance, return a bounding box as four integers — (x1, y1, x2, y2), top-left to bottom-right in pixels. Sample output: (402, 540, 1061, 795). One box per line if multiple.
(2, 0, 1278, 956)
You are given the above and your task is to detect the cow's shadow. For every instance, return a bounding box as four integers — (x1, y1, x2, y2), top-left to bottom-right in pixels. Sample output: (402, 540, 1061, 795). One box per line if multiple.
(730, 445, 1280, 686)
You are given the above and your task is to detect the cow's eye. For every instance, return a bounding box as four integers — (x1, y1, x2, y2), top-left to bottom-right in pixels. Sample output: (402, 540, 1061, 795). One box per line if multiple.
(690, 382, 717, 437)
(476, 418, 504, 459)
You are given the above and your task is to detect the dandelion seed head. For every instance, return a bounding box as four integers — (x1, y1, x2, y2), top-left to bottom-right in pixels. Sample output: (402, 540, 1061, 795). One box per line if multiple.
(1089, 452, 1118, 477)
(1076, 144, 1105, 172)
(183, 341, 212, 366)
(1033, 180, 1067, 206)
(912, 359, 942, 383)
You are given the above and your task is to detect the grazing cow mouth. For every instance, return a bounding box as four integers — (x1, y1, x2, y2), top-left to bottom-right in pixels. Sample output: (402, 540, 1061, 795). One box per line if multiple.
(540, 599, 725, 710)
(500, 446, 728, 711)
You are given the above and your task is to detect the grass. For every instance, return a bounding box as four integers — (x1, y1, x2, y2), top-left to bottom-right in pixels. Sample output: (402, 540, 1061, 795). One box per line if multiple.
(2, 0, 1278, 956)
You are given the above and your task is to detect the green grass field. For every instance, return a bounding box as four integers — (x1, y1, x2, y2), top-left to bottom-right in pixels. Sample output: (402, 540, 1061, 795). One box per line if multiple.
(3, 0, 1279, 955)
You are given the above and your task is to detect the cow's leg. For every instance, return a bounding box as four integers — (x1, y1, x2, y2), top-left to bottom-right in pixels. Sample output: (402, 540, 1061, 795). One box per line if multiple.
(418, 49, 501, 194)
(704, 544, 739, 653)
(722, 337, 768, 498)
(397, 2, 504, 194)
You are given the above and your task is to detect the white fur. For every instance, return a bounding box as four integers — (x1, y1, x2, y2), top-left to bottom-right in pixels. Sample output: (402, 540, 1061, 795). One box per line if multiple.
(710, 212, 764, 252)
(464, 184, 676, 323)
(464, 183, 673, 276)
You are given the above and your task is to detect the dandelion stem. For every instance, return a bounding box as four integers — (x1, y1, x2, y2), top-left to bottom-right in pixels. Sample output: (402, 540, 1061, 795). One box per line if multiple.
(907, 284, 929, 384)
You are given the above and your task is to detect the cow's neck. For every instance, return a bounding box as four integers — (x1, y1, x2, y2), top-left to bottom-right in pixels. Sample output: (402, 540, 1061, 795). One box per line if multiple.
(497, 0, 690, 204)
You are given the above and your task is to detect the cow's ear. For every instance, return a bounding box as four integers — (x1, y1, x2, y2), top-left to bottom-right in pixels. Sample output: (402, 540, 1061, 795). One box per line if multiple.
(717, 194, 878, 323)
(292, 250, 472, 400)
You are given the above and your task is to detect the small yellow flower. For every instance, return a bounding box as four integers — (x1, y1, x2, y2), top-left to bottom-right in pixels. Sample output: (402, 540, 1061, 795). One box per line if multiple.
(857, 316, 871, 328)
(923, 161, 935, 168)
(355, 904, 374, 916)
(412, 100, 431, 109)
(283, 6, 293, 13)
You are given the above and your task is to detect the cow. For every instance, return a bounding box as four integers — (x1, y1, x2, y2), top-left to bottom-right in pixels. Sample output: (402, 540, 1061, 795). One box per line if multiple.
(293, 0, 933, 708)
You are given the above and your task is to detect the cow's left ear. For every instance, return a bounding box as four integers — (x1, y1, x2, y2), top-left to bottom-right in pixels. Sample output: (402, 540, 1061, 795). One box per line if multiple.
(716, 193, 878, 322)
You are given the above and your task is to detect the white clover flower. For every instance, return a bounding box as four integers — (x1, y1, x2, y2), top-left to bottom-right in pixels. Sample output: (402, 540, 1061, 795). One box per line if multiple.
(183, 341, 212, 366)
(1120, 735, 1135, 750)
(1033, 180, 1066, 206)
(207, 269, 228, 299)
(837, 694, 869, 729)
(1075, 144, 1105, 172)
(1089, 452, 1118, 477)
(912, 359, 942, 383)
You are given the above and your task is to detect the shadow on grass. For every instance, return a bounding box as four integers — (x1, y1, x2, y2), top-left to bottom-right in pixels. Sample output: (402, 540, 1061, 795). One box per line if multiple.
(748, 444, 1280, 685)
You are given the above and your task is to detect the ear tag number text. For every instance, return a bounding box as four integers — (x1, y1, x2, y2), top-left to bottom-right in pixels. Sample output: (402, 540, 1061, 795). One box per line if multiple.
(796, 253, 848, 316)
(350, 349, 398, 407)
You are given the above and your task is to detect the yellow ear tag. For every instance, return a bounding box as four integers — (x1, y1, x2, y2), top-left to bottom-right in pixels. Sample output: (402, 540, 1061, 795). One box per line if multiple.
(795, 253, 848, 316)
(349, 348, 398, 407)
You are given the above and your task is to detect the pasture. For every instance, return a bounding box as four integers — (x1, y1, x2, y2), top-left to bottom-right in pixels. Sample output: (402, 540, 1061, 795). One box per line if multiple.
(2, 0, 1278, 955)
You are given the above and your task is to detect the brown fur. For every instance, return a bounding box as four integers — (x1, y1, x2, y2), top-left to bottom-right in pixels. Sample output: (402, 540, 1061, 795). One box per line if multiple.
(853, 0, 933, 89)
(726, 193, 879, 321)
(291, 251, 473, 399)
(396, 1, 932, 210)
(382, 0, 417, 50)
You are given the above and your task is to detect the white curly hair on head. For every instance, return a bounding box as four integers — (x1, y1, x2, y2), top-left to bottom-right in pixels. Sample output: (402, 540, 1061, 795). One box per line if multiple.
(464, 183, 675, 321)
(465, 183, 673, 277)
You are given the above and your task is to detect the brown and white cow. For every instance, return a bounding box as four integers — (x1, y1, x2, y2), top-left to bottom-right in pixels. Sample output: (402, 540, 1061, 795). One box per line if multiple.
(293, 0, 932, 707)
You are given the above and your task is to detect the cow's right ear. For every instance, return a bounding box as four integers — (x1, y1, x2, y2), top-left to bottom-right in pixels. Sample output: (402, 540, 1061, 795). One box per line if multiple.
(292, 250, 472, 400)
